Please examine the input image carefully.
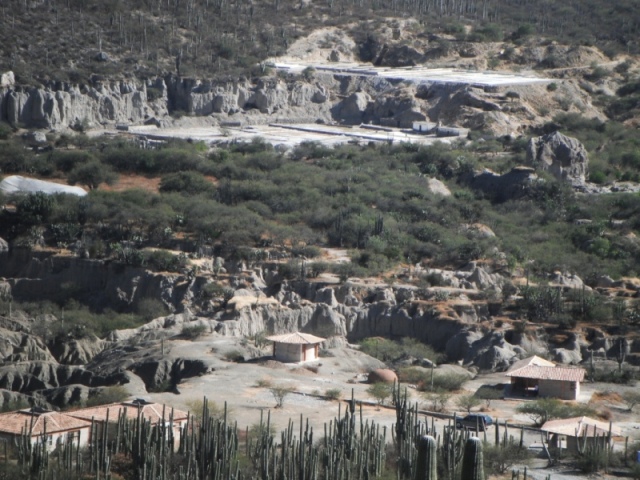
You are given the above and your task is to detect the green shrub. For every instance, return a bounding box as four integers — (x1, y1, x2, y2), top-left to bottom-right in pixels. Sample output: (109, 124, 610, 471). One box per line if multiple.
(483, 442, 532, 475)
(182, 324, 207, 339)
(223, 350, 245, 362)
(85, 386, 129, 407)
(367, 382, 392, 406)
(398, 368, 468, 392)
(160, 171, 215, 195)
(324, 388, 342, 400)
(135, 298, 168, 322)
(516, 398, 595, 426)
(144, 250, 188, 272)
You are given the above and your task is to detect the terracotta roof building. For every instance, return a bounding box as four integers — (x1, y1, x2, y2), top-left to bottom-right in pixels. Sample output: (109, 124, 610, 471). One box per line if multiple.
(505, 356, 586, 400)
(541, 417, 621, 453)
(266, 332, 326, 363)
(67, 399, 188, 425)
(0, 407, 91, 450)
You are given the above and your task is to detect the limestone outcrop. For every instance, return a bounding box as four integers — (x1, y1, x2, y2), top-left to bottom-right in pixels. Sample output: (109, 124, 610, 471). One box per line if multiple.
(526, 131, 589, 186)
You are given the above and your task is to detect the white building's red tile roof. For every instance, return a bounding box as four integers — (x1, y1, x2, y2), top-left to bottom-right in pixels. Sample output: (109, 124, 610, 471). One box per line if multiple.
(505, 365, 585, 382)
(266, 332, 326, 344)
(67, 401, 188, 424)
(0, 409, 90, 436)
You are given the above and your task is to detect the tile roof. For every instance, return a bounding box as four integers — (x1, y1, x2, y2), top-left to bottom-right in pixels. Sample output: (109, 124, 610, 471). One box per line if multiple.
(541, 416, 621, 437)
(505, 365, 585, 382)
(0, 409, 90, 436)
(266, 332, 326, 344)
(67, 402, 188, 424)
(507, 355, 556, 373)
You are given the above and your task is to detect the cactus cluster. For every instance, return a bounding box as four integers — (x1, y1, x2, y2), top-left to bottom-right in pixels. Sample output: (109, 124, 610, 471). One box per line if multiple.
(7, 391, 390, 480)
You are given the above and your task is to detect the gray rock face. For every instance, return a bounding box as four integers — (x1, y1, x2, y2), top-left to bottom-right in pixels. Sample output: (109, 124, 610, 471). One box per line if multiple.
(48, 336, 108, 365)
(0, 388, 34, 409)
(0, 80, 161, 129)
(336, 91, 371, 123)
(0, 238, 8, 252)
(0, 329, 56, 363)
(526, 131, 589, 186)
(468, 166, 540, 202)
(0, 361, 126, 395)
(86, 343, 211, 392)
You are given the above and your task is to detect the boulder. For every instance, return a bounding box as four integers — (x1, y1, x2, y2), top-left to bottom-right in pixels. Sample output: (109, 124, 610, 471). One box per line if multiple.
(467, 267, 504, 291)
(94, 52, 110, 62)
(0, 71, 15, 88)
(526, 131, 589, 186)
(427, 178, 451, 196)
(548, 272, 588, 290)
(0, 237, 8, 252)
(23, 131, 48, 144)
(474, 345, 517, 371)
(368, 368, 398, 384)
(552, 348, 582, 364)
(445, 330, 484, 361)
(462, 223, 496, 239)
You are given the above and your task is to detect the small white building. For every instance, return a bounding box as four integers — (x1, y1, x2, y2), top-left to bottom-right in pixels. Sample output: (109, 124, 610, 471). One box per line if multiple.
(266, 332, 326, 363)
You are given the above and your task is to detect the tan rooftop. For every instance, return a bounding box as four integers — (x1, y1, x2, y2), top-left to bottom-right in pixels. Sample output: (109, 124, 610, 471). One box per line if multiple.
(0, 409, 90, 436)
(67, 400, 188, 424)
(505, 365, 585, 382)
(266, 332, 326, 344)
(507, 355, 556, 373)
(542, 417, 621, 437)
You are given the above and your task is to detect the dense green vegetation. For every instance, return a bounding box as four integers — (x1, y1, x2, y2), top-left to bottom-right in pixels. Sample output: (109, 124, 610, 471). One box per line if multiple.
(0, 0, 638, 84)
(1, 127, 640, 287)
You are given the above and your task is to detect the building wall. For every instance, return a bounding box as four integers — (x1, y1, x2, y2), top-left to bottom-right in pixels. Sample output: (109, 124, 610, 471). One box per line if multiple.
(274, 342, 303, 363)
(539, 379, 579, 400)
(273, 343, 320, 363)
(303, 344, 318, 362)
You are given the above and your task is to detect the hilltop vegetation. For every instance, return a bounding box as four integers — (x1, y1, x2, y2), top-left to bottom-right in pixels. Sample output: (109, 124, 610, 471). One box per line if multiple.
(0, 0, 639, 84)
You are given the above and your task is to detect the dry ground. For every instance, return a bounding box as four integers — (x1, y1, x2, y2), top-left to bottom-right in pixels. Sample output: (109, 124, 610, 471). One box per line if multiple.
(141, 335, 640, 480)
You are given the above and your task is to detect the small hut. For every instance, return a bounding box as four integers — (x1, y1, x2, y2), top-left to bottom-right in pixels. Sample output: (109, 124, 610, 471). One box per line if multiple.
(541, 417, 621, 453)
(505, 356, 585, 400)
(266, 332, 326, 363)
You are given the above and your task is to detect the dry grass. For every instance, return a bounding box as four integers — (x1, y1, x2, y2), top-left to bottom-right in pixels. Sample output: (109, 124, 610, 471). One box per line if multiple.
(591, 391, 623, 404)
(100, 174, 161, 193)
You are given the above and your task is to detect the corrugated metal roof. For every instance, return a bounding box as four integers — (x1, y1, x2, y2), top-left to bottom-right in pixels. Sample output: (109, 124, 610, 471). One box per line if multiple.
(266, 332, 326, 344)
(541, 417, 621, 437)
(505, 365, 585, 382)
(0, 409, 90, 436)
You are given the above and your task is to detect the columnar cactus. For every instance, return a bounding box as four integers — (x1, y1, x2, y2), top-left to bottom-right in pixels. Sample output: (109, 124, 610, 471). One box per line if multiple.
(414, 436, 437, 480)
(460, 437, 484, 480)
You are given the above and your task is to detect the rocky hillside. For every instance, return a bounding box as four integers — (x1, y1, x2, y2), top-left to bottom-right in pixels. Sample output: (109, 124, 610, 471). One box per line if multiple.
(1, 240, 639, 410)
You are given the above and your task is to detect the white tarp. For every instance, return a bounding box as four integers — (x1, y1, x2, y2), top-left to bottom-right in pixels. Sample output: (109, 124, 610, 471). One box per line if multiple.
(0, 175, 88, 196)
